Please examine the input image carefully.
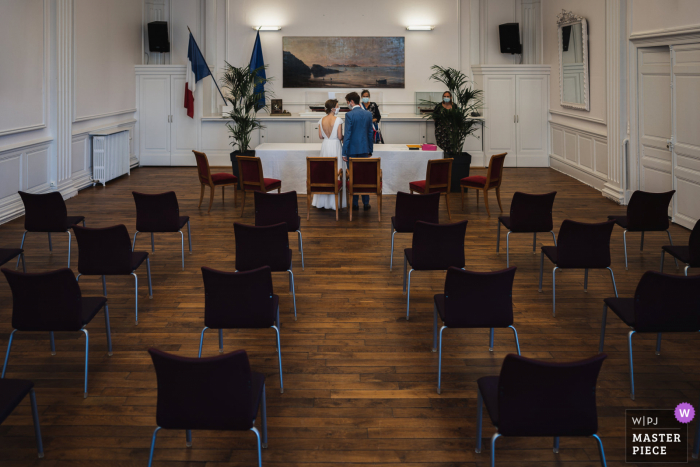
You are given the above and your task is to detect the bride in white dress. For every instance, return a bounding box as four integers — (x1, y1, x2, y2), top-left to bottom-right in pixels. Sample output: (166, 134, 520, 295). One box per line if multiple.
(312, 99, 344, 210)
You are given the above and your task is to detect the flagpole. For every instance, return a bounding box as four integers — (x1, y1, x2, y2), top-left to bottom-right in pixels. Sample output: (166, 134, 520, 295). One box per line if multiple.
(187, 26, 227, 104)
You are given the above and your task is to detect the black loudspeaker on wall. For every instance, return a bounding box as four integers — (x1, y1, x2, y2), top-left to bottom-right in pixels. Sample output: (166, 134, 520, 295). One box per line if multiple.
(148, 21, 170, 53)
(499, 23, 521, 54)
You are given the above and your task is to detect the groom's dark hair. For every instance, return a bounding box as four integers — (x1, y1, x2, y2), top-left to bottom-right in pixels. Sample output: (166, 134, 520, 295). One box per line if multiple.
(345, 92, 360, 105)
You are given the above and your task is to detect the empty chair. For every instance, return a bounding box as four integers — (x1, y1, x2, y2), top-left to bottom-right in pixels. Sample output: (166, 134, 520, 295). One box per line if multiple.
(408, 158, 453, 220)
(234, 222, 297, 320)
(254, 191, 304, 270)
(193, 150, 238, 213)
(132, 191, 192, 270)
(0, 379, 43, 458)
(476, 353, 608, 467)
(199, 266, 283, 393)
(74, 225, 152, 325)
(497, 192, 557, 267)
(237, 156, 281, 216)
(599, 271, 700, 400)
(539, 220, 618, 316)
(306, 157, 342, 221)
(347, 157, 382, 221)
(460, 152, 507, 216)
(661, 218, 700, 276)
(607, 190, 676, 270)
(0, 248, 25, 272)
(17, 191, 85, 268)
(389, 192, 440, 270)
(433, 267, 520, 394)
(147, 348, 268, 467)
(1, 268, 111, 398)
(403, 220, 468, 320)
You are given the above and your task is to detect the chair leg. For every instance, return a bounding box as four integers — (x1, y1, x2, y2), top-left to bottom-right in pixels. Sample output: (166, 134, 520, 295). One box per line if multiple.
(187, 220, 192, 254)
(599, 304, 608, 353)
(686, 265, 690, 276)
(406, 269, 414, 320)
(240, 190, 247, 216)
(551, 231, 557, 246)
(444, 192, 451, 221)
(592, 434, 608, 467)
(506, 231, 511, 268)
(2, 329, 17, 378)
(475, 188, 479, 208)
(491, 433, 501, 467)
(660, 250, 665, 272)
(335, 193, 339, 221)
(222, 185, 225, 202)
(402, 255, 407, 293)
(378, 193, 382, 222)
(496, 187, 503, 212)
(233, 184, 238, 207)
(198, 184, 205, 208)
(538, 251, 545, 292)
(307, 193, 311, 221)
(50, 332, 56, 355)
(81, 328, 89, 398)
(607, 267, 618, 297)
(16, 231, 27, 269)
(628, 330, 637, 400)
(179, 231, 185, 270)
(483, 189, 491, 217)
(475, 388, 483, 453)
(147, 426, 161, 467)
(532, 232, 537, 254)
(460, 185, 465, 211)
(131, 272, 139, 325)
(437, 325, 446, 394)
(432, 304, 438, 352)
(489, 328, 494, 352)
(104, 301, 113, 357)
(186, 430, 192, 448)
(29, 389, 44, 458)
(20, 252, 26, 273)
(640, 231, 645, 251)
(272, 325, 283, 393)
(297, 230, 304, 270)
(66, 231, 72, 268)
(496, 221, 501, 253)
(667, 230, 680, 269)
(288, 270, 297, 320)
(261, 384, 268, 448)
(552, 266, 559, 317)
(623, 230, 629, 270)
(655, 333, 662, 356)
(509, 325, 521, 355)
(147, 258, 153, 298)
(390, 230, 397, 271)
(48, 232, 52, 252)
(132, 231, 139, 252)
(208, 185, 215, 213)
(150, 233, 155, 253)
(553, 437, 560, 454)
(584, 268, 589, 292)
(251, 427, 263, 467)
(197, 327, 208, 358)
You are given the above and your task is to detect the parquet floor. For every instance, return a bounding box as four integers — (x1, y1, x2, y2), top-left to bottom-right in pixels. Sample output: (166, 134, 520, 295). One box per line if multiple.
(0, 167, 696, 467)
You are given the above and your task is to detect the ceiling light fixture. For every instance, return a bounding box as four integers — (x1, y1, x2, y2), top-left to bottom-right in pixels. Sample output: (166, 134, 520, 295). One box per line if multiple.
(253, 26, 282, 31)
(406, 25, 434, 31)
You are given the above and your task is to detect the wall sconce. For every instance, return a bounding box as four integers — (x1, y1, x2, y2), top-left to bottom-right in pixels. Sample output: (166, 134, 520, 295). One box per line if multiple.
(253, 26, 282, 31)
(406, 26, 434, 31)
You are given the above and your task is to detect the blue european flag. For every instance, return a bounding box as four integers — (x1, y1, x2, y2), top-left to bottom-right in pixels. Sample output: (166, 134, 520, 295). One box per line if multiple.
(249, 30, 266, 111)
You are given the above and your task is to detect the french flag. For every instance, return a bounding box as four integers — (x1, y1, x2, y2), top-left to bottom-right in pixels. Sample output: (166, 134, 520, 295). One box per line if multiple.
(185, 33, 211, 118)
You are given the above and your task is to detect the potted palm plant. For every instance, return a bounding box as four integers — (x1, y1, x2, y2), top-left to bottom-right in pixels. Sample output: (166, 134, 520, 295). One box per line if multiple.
(423, 65, 483, 192)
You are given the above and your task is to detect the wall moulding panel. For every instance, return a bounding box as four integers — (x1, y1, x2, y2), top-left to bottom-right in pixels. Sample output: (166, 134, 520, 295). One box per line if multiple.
(549, 121, 609, 192)
(0, 139, 53, 224)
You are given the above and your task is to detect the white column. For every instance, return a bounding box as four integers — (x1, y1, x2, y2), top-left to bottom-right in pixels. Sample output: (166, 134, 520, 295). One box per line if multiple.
(56, 0, 77, 199)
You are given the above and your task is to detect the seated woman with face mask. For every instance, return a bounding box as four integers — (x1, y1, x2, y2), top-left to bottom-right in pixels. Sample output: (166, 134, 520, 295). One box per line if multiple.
(360, 89, 383, 143)
(433, 91, 454, 151)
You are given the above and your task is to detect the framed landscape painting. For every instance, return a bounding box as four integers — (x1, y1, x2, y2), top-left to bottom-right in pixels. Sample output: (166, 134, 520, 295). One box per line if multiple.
(283, 36, 405, 88)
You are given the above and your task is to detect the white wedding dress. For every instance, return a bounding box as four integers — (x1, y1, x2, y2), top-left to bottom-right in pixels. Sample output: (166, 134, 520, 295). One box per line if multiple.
(312, 116, 343, 210)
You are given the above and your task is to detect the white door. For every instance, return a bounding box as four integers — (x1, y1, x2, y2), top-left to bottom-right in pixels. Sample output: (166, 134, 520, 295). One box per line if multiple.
(139, 75, 171, 166)
(170, 75, 199, 166)
(305, 120, 323, 143)
(516, 75, 548, 167)
(261, 121, 305, 144)
(483, 75, 516, 167)
(671, 43, 700, 229)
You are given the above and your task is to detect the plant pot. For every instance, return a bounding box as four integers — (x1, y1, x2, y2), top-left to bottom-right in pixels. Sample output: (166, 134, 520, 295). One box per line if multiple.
(445, 151, 471, 193)
(230, 150, 255, 189)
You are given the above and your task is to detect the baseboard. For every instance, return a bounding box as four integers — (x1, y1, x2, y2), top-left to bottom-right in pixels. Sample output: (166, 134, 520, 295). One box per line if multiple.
(549, 155, 607, 192)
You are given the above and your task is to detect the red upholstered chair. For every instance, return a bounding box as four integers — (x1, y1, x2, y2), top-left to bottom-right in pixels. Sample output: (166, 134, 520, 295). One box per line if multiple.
(347, 157, 382, 221)
(460, 152, 507, 216)
(409, 158, 453, 220)
(193, 150, 238, 213)
(306, 157, 342, 221)
(238, 156, 282, 216)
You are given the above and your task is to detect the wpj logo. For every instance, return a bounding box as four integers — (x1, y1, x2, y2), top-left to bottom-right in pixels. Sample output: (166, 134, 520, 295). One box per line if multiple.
(626, 405, 693, 463)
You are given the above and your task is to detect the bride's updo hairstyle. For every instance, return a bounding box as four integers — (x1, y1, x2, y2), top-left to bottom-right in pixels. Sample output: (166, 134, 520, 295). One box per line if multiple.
(324, 99, 338, 114)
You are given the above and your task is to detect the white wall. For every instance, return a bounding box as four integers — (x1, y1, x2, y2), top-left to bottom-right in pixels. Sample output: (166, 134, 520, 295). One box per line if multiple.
(631, 0, 700, 35)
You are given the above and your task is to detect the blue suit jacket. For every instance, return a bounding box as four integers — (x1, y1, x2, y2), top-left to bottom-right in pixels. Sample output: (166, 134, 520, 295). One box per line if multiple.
(342, 106, 374, 157)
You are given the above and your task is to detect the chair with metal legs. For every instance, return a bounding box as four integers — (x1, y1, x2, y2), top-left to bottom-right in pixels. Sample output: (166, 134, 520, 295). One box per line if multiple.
(599, 271, 700, 400)
(607, 190, 676, 270)
(497, 192, 557, 267)
(475, 353, 608, 467)
(660, 218, 700, 276)
(199, 266, 284, 393)
(147, 348, 268, 467)
(0, 248, 25, 272)
(17, 191, 85, 268)
(389, 191, 440, 271)
(432, 267, 520, 394)
(74, 225, 153, 325)
(0, 378, 44, 458)
(254, 190, 305, 270)
(403, 220, 468, 320)
(1, 268, 110, 398)
(539, 220, 618, 316)
(132, 191, 192, 270)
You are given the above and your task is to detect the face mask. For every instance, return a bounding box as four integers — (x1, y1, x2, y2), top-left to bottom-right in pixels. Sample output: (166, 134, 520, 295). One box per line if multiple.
(334, 107, 339, 115)
(346, 102, 352, 109)
(443, 97, 451, 103)
(362, 97, 369, 103)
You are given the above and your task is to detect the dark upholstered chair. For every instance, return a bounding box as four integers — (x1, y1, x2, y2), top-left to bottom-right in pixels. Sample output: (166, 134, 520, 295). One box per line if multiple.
(390, 192, 440, 271)
(306, 157, 342, 221)
(607, 190, 676, 270)
(199, 266, 283, 393)
(17, 191, 85, 268)
(497, 192, 557, 267)
(539, 220, 618, 316)
(193, 150, 238, 213)
(147, 348, 267, 467)
(0, 379, 43, 458)
(74, 225, 152, 325)
(347, 157, 382, 221)
(1, 268, 110, 398)
(409, 158, 453, 220)
(476, 353, 608, 467)
(237, 156, 281, 217)
(661, 218, 700, 276)
(460, 152, 507, 216)
(234, 222, 297, 320)
(132, 191, 192, 270)
(404, 220, 468, 320)
(254, 191, 304, 270)
(0, 248, 25, 272)
(599, 271, 700, 400)
(433, 267, 520, 394)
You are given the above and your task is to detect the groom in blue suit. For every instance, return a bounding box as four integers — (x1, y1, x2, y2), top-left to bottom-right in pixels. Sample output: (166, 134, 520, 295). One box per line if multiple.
(342, 91, 374, 210)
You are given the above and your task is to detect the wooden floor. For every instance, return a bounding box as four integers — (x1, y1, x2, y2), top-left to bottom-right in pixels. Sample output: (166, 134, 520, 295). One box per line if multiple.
(0, 166, 696, 467)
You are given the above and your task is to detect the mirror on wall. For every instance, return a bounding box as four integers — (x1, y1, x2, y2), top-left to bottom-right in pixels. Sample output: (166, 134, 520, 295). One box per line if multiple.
(557, 10, 589, 111)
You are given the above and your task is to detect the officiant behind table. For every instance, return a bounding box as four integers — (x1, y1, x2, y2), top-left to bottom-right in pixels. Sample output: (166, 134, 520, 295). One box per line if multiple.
(360, 89, 383, 144)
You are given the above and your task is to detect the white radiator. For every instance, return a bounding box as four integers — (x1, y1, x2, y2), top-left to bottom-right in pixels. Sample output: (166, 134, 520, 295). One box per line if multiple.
(91, 129, 130, 186)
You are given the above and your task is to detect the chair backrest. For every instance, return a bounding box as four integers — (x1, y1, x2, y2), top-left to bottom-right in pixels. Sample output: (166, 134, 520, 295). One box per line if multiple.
(626, 190, 675, 231)
(425, 158, 452, 193)
(149, 348, 256, 431)
(690, 219, 700, 266)
(234, 222, 290, 272)
(18, 191, 68, 232)
(633, 271, 700, 332)
(307, 157, 339, 195)
(497, 353, 606, 437)
(485, 152, 507, 188)
(411, 220, 467, 270)
(133, 191, 181, 232)
(192, 150, 212, 185)
(556, 220, 615, 269)
(238, 156, 264, 191)
(443, 267, 516, 328)
(508, 192, 557, 232)
(73, 224, 134, 275)
(1, 268, 84, 332)
(202, 266, 276, 329)
(349, 157, 381, 194)
(393, 191, 440, 232)
(254, 191, 300, 232)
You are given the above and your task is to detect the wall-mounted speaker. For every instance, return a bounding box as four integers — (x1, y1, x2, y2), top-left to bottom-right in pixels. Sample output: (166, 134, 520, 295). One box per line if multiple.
(148, 21, 170, 53)
(499, 23, 521, 54)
